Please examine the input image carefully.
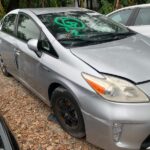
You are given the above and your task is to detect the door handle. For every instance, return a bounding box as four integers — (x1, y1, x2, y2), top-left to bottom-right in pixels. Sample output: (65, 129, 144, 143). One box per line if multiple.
(14, 48, 21, 56)
(41, 65, 50, 72)
(16, 51, 20, 56)
(14, 48, 20, 69)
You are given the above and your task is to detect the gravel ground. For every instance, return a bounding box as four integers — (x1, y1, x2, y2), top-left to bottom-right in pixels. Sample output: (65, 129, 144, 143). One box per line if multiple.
(0, 71, 101, 150)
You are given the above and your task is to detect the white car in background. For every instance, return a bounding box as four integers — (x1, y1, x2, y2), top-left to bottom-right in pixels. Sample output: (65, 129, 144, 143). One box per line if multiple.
(107, 4, 150, 37)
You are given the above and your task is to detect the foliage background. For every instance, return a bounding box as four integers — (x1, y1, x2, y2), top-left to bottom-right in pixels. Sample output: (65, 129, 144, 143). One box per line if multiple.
(99, 0, 150, 14)
(0, 0, 150, 19)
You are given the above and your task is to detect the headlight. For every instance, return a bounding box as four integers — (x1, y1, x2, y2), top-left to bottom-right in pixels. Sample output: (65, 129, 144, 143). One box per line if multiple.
(82, 73, 149, 103)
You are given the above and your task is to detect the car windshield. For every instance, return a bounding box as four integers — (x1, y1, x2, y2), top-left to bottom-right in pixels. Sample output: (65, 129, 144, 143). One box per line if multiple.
(38, 11, 135, 48)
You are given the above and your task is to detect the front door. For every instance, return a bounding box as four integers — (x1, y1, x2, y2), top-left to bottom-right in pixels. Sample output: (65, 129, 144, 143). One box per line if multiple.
(15, 13, 59, 103)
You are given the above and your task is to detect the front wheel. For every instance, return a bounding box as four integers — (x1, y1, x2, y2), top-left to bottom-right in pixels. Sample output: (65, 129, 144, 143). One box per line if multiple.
(51, 87, 85, 138)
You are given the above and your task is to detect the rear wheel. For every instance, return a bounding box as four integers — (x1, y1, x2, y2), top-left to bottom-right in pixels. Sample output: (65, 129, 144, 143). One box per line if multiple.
(51, 87, 85, 138)
(0, 57, 11, 77)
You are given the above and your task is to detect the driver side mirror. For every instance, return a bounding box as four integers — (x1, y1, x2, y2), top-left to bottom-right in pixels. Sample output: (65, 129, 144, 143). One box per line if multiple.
(27, 39, 42, 57)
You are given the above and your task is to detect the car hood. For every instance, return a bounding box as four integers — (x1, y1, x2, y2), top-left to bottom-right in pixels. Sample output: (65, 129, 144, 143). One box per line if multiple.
(71, 34, 150, 83)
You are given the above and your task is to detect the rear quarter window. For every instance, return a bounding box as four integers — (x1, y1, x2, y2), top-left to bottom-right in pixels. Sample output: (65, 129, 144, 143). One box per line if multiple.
(1, 14, 17, 35)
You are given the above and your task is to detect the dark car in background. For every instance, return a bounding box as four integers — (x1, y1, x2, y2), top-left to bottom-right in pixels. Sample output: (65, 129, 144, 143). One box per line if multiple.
(0, 115, 19, 150)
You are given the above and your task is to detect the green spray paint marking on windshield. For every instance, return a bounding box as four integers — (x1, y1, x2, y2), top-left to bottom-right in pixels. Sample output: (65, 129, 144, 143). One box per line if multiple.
(54, 17, 85, 36)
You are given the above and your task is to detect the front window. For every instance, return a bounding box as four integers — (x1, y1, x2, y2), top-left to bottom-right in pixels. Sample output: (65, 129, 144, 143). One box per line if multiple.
(38, 11, 134, 48)
(17, 14, 40, 42)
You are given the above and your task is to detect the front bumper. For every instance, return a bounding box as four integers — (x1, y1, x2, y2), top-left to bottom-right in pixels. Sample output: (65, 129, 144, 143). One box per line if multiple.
(82, 110, 150, 150)
(76, 82, 150, 150)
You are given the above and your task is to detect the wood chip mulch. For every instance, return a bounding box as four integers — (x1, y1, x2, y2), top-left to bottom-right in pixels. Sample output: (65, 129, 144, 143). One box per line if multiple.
(0, 72, 100, 150)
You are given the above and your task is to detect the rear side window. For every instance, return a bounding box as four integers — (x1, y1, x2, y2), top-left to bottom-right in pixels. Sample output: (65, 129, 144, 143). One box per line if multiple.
(1, 14, 17, 35)
(17, 14, 40, 42)
(109, 9, 132, 25)
(135, 8, 150, 25)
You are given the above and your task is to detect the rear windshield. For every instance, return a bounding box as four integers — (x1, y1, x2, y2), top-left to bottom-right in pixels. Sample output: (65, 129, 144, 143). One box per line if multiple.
(38, 11, 134, 48)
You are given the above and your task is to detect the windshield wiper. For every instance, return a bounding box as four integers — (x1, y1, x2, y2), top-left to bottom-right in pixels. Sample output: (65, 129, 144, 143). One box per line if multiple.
(58, 31, 136, 47)
(58, 37, 96, 47)
(89, 31, 135, 39)
(58, 37, 97, 42)
(86, 32, 136, 43)
(115, 32, 136, 36)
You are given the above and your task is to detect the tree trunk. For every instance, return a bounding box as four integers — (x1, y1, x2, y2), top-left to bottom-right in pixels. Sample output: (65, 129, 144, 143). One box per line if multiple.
(74, 0, 78, 7)
(86, 0, 89, 8)
(0, 0, 5, 17)
(114, 0, 120, 10)
(41, 0, 45, 7)
(90, 0, 93, 10)
(6, 0, 19, 12)
(80, 0, 84, 7)
(76, 0, 80, 7)
(98, 0, 102, 10)
(1, 0, 4, 8)
(61, 0, 66, 6)
(0, 0, 4, 12)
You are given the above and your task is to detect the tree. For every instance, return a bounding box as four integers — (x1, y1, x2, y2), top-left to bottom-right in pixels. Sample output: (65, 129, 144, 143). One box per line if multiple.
(114, 0, 121, 10)
(61, 0, 67, 6)
(0, 0, 5, 18)
(6, 0, 19, 12)
(27, 0, 31, 7)
(0, 0, 149, 19)
(90, 0, 93, 9)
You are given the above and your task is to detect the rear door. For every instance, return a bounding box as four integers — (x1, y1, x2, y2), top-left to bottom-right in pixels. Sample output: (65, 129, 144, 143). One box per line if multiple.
(15, 13, 41, 90)
(0, 14, 19, 76)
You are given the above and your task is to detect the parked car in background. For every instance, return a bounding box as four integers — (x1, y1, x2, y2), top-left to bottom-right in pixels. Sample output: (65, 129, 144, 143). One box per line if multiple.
(1, 8, 150, 150)
(107, 4, 150, 37)
(0, 115, 19, 150)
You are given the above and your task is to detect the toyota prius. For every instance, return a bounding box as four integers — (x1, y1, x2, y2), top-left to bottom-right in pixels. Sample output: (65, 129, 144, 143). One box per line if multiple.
(0, 8, 150, 150)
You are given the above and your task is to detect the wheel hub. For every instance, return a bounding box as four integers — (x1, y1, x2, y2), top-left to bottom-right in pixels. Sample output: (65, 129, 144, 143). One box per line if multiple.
(57, 98, 79, 128)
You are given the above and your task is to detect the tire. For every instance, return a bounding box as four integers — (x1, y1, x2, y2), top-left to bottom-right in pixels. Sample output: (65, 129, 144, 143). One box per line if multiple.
(51, 87, 85, 138)
(0, 58, 11, 77)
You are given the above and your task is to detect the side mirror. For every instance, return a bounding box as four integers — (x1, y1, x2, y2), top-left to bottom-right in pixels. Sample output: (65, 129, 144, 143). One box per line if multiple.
(27, 39, 42, 57)
(27, 39, 38, 52)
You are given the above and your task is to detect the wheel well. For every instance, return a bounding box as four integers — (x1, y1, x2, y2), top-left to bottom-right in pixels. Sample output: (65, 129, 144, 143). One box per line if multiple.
(48, 83, 62, 102)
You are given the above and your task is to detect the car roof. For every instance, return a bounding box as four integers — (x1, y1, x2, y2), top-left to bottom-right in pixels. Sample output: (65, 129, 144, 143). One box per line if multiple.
(107, 3, 150, 16)
(9, 7, 89, 15)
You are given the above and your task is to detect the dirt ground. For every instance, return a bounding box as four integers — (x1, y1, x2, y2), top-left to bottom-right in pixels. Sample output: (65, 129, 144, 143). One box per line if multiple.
(0, 71, 101, 150)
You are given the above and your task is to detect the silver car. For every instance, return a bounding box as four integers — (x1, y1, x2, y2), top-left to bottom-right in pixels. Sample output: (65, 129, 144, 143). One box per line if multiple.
(0, 8, 150, 150)
(107, 4, 150, 37)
